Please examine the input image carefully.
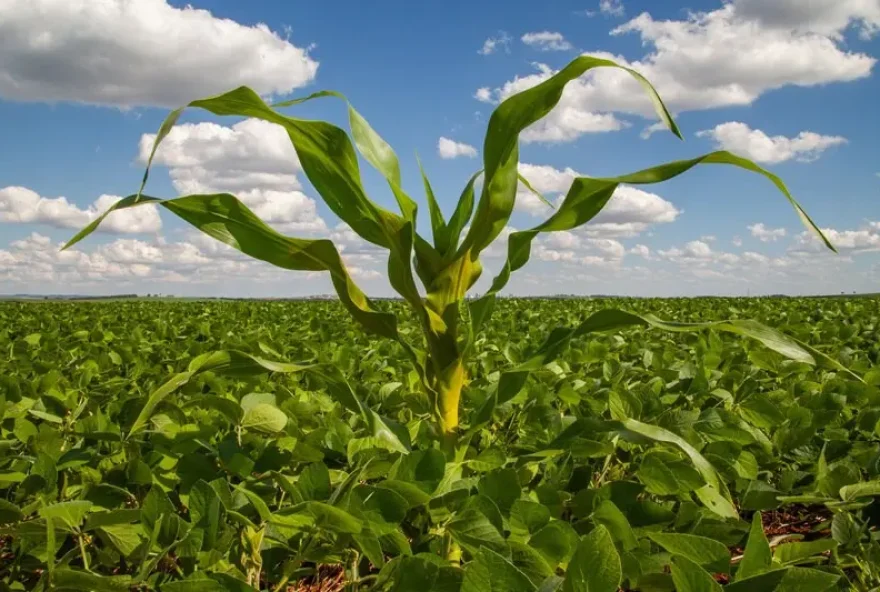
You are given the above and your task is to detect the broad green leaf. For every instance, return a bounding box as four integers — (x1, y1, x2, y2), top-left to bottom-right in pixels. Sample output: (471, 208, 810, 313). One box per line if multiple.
(510, 500, 551, 537)
(128, 370, 193, 436)
(298, 462, 331, 502)
(240, 402, 288, 433)
(161, 573, 257, 592)
(392, 555, 440, 591)
(354, 529, 385, 568)
(647, 532, 730, 574)
(460, 55, 680, 261)
(478, 467, 521, 514)
(52, 569, 132, 591)
(530, 521, 580, 566)
(737, 512, 772, 581)
(447, 507, 507, 556)
(563, 525, 621, 592)
(65, 193, 399, 340)
(670, 556, 722, 592)
(0, 499, 24, 524)
(638, 454, 703, 496)
(773, 539, 838, 566)
(462, 548, 537, 592)
(99, 524, 143, 557)
(418, 156, 449, 252)
(470, 150, 834, 333)
(839, 480, 880, 501)
(616, 419, 736, 519)
(725, 567, 839, 592)
(280, 501, 363, 534)
(831, 512, 859, 545)
(511, 541, 555, 586)
(39, 500, 92, 531)
(234, 485, 272, 523)
(592, 500, 638, 551)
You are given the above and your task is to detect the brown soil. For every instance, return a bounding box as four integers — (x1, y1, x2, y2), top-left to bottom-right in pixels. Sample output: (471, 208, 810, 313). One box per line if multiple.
(761, 505, 831, 538)
(289, 565, 346, 592)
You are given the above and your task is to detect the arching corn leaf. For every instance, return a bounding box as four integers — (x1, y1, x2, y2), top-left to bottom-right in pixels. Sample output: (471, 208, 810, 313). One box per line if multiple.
(63, 193, 398, 340)
(471, 152, 835, 334)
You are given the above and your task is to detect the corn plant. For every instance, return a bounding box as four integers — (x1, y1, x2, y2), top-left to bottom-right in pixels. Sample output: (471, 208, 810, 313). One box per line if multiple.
(67, 55, 840, 463)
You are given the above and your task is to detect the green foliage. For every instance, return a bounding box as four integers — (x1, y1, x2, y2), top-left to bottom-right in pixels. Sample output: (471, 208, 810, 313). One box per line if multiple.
(2, 52, 873, 589)
(1, 296, 877, 589)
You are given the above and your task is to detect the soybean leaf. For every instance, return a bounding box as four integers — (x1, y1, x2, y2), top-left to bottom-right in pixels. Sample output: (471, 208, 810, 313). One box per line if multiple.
(737, 512, 772, 581)
(39, 501, 92, 531)
(670, 556, 722, 592)
(563, 525, 621, 592)
(462, 548, 537, 592)
(647, 532, 730, 574)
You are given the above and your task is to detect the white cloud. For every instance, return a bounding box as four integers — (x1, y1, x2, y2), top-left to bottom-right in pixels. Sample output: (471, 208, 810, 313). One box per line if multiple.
(733, 0, 880, 40)
(476, 1, 875, 144)
(139, 119, 326, 234)
(640, 121, 669, 139)
(742, 251, 769, 264)
(533, 235, 626, 268)
(642, 233, 867, 294)
(140, 119, 302, 193)
(749, 223, 787, 242)
(1, 233, 165, 285)
(516, 163, 680, 236)
(0, 226, 387, 294)
(732, 236, 743, 247)
(474, 87, 495, 103)
(630, 244, 651, 259)
(600, 0, 625, 17)
(0, 186, 161, 234)
(478, 32, 511, 55)
(658, 240, 740, 265)
(437, 137, 478, 159)
(794, 223, 880, 253)
(544, 231, 581, 251)
(521, 31, 574, 51)
(697, 122, 847, 164)
(0, 0, 318, 108)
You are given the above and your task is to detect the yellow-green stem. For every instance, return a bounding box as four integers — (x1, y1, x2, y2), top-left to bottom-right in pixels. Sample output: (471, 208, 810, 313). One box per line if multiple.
(436, 359, 465, 453)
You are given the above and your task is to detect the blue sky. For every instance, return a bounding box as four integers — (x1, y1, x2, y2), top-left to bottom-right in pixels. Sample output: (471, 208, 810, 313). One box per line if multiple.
(1, 0, 878, 297)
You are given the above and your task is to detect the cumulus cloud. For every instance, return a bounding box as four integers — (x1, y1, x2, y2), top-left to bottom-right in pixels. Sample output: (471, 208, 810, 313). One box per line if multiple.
(658, 240, 740, 266)
(697, 122, 847, 164)
(139, 119, 326, 234)
(749, 223, 787, 242)
(733, 0, 880, 40)
(521, 31, 574, 51)
(1, 233, 162, 286)
(630, 244, 651, 259)
(474, 87, 495, 103)
(533, 235, 626, 268)
(516, 162, 680, 236)
(794, 222, 880, 253)
(0, 0, 318, 108)
(437, 137, 478, 159)
(475, 0, 875, 143)
(478, 32, 511, 55)
(600, 0, 625, 17)
(0, 227, 387, 293)
(0, 186, 161, 234)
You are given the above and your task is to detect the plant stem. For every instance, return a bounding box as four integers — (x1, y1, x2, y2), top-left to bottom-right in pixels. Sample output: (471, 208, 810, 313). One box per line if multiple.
(272, 534, 317, 592)
(77, 533, 91, 573)
(441, 530, 461, 565)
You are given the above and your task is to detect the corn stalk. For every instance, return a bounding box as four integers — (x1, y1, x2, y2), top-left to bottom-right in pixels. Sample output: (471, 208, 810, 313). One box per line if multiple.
(66, 55, 838, 455)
